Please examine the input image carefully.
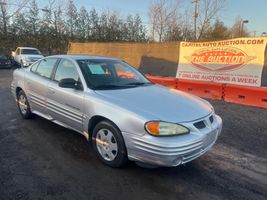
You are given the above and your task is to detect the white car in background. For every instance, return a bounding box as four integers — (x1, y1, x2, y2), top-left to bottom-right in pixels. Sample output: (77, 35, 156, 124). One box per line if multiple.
(11, 47, 44, 67)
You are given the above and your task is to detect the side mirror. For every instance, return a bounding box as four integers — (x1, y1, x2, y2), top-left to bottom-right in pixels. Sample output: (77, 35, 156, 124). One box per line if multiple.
(11, 51, 15, 57)
(58, 78, 83, 90)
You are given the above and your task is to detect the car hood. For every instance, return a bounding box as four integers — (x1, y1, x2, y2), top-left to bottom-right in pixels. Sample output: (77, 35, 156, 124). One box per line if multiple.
(21, 55, 43, 59)
(95, 85, 213, 123)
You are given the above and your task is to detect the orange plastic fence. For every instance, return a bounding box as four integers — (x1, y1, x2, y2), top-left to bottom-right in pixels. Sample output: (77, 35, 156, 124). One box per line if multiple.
(146, 75, 177, 89)
(177, 79, 224, 100)
(146, 75, 267, 108)
(223, 84, 267, 108)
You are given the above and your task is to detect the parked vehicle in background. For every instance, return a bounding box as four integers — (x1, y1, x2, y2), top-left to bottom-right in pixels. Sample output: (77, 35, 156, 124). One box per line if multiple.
(11, 55, 222, 168)
(11, 47, 44, 67)
(0, 53, 12, 69)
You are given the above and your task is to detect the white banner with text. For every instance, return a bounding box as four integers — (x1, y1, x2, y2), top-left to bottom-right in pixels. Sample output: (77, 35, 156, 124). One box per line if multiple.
(177, 38, 267, 87)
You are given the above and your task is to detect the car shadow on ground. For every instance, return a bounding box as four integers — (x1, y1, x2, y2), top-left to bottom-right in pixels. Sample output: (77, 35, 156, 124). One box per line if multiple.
(28, 115, 267, 200)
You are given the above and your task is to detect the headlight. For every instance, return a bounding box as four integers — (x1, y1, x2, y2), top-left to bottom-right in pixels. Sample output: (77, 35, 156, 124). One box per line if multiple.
(145, 121, 190, 136)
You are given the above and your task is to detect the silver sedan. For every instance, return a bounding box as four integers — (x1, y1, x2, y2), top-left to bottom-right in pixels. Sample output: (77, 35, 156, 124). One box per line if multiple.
(11, 55, 222, 167)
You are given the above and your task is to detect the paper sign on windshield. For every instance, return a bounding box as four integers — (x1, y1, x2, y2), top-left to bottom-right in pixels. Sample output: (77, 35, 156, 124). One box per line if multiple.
(88, 64, 105, 74)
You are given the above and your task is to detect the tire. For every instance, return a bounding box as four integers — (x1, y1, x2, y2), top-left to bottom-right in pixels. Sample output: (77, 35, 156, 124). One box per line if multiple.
(17, 90, 33, 119)
(92, 120, 128, 167)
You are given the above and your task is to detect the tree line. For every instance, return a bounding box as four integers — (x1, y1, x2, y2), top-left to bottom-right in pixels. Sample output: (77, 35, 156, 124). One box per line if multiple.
(0, 0, 250, 55)
(0, 0, 147, 55)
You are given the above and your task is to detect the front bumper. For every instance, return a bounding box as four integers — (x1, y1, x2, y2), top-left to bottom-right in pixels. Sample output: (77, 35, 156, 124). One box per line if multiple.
(122, 114, 222, 167)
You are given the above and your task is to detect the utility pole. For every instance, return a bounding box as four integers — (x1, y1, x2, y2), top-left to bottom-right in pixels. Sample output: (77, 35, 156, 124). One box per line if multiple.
(192, 0, 199, 41)
(241, 20, 249, 37)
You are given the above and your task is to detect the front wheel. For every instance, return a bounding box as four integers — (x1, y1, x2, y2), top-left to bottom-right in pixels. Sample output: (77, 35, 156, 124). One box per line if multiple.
(17, 90, 33, 119)
(92, 120, 128, 167)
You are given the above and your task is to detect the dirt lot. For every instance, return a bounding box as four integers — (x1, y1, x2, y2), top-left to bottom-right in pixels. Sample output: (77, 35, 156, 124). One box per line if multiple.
(0, 69, 266, 200)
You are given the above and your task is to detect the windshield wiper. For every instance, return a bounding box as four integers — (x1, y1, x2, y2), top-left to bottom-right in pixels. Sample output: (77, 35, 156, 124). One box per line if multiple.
(94, 82, 153, 90)
(125, 82, 153, 86)
(93, 84, 128, 90)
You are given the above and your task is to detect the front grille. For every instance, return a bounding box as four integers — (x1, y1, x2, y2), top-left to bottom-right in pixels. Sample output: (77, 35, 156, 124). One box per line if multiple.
(194, 121, 206, 129)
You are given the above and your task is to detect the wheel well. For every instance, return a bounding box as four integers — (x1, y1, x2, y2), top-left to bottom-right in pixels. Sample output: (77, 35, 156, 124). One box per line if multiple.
(16, 87, 22, 98)
(88, 116, 120, 141)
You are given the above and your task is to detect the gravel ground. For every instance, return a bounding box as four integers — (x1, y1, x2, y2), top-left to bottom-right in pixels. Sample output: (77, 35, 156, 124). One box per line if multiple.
(0, 69, 266, 200)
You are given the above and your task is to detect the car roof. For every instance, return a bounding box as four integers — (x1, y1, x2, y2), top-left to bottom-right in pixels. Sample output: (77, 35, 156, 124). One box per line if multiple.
(47, 54, 120, 61)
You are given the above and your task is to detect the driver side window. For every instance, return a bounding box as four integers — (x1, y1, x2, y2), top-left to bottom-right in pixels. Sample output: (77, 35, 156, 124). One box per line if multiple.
(54, 59, 80, 82)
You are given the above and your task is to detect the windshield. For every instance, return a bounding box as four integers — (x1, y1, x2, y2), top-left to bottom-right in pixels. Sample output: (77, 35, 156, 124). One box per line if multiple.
(77, 59, 152, 90)
(0, 54, 7, 59)
(21, 49, 41, 55)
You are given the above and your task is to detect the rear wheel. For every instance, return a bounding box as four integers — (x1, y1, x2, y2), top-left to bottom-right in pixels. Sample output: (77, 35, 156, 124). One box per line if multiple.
(92, 120, 128, 167)
(17, 90, 33, 119)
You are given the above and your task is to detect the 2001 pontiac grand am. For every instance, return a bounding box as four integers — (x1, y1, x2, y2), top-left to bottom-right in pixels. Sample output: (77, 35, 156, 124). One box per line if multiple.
(11, 55, 222, 167)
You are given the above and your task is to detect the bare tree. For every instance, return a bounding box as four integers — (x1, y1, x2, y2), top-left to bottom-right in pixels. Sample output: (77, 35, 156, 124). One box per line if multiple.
(148, 0, 181, 42)
(66, 0, 78, 39)
(0, 0, 149, 54)
(40, 0, 68, 54)
(77, 6, 89, 40)
(180, 9, 195, 41)
(0, 0, 30, 36)
(27, 0, 39, 36)
(196, 0, 225, 40)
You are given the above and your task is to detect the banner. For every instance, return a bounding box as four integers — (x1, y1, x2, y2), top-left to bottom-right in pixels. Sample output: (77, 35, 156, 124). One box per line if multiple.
(176, 38, 267, 87)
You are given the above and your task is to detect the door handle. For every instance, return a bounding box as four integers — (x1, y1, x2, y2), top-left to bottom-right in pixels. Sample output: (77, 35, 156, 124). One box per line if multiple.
(48, 87, 55, 94)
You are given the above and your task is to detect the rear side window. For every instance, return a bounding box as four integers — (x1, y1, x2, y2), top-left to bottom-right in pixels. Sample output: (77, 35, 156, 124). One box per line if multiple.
(35, 58, 58, 79)
(54, 59, 80, 82)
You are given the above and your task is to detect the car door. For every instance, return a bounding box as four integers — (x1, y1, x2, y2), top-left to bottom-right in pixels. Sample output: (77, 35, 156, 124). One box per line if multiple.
(47, 58, 85, 132)
(25, 58, 58, 115)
